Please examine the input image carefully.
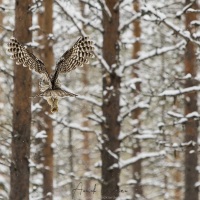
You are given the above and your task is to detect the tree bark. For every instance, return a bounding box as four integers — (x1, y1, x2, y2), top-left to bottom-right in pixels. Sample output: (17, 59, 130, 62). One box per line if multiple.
(132, 1, 143, 199)
(38, 1, 54, 199)
(10, 0, 32, 199)
(80, 2, 92, 199)
(101, 1, 120, 199)
(184, 1, 199, 200)
(0, 0, 4, 105)
(68, 125, 74, 199)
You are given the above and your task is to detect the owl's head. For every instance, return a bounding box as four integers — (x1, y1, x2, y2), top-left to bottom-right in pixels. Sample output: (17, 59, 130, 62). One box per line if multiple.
(46, 97, 59, 113)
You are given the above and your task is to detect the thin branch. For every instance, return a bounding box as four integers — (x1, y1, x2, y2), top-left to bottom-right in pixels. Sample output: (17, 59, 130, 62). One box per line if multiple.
(113, 0, 123, 10)
(0, 24, 14, 32)
(119, 12, 142, 32)
(118, 40, 185, 74)
(118, 101, 149, 123)
(97, 0, 112, 20)
(52, 116, 95, 133)
(82, 172, 103, 184)
(73, 14, 103, 33)
(95, 52, 111, 73)
(55, 0, 86, 36)
(109, 151, 166, 170)
(143, 5, 200, 45)
(176, 1, 194, 17)
(0, 68, 14, 78)
(77, 95, 102, 107)
(159, 86, 200, 96)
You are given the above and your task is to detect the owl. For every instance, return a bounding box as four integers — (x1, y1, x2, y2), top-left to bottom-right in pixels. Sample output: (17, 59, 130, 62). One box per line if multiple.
(7, 36, 94, 113)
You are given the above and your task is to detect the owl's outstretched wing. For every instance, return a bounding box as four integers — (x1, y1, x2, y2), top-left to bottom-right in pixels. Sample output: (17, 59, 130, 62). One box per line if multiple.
(52, 36, 94, 81)
(7, 37, 51, 83)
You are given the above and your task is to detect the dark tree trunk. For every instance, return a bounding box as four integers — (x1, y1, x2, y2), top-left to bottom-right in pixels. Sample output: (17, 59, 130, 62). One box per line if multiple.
(101, 1, 121, 199)
(38, 1, 54, 199)
(10, 0, 32, 199)
(184, 1, 199, 200)
(132, 0, 143, 199)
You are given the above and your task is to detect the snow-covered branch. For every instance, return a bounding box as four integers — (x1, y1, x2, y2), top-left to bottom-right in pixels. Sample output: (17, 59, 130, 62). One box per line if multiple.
(65, 122, 94, 132)
(88, 107, 105, 124)
(82, 171, 103, 183)
(159, 86, 200, 96)
(97, 0, 112, 20)
(109, 151, 166, 170)
(187, 8, 200, 13)
(73, 13, 103, 33)
(55, 0, 86, 37)
(0, 67, 13, 78)
(0, 24, 14, 32)
(50, 116, 95, 133)
(143, 5, 200, 46)
(118, 129, 138, 141)
(119, 12, 142, 32)
(95, 53, 111, 73)
(167, 110, 200, 122)
(118, 101, 149, 123)
(176, 1, 194, 17)
(77, 95, 102, 107)
(118, 40, 185, 74)
(113, 0, 123, 10)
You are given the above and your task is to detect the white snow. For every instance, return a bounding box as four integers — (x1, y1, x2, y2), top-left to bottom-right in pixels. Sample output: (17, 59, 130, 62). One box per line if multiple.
(167, 111, 184, 118)
(29, 25, 40, 31)
(159, 86, 200, 96)
(35, 130, 47, 139)
(186, 111, 200, 118)
(119, 41, 185, 72)
(109, 151, 166, 169)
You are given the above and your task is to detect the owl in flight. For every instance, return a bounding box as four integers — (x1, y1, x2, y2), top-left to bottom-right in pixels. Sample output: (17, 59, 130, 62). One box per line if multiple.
(7, 36, 94, 113)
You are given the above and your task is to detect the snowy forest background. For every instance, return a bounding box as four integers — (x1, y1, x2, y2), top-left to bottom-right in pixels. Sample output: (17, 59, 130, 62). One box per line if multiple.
(0, 0, 200, 200)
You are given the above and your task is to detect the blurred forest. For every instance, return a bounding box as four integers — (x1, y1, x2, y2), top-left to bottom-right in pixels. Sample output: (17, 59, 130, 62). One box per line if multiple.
(0, 0, 200, 200)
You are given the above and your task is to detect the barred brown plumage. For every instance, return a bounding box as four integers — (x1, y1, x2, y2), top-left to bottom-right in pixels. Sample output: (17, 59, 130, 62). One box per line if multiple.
(7, 36, 95, 113)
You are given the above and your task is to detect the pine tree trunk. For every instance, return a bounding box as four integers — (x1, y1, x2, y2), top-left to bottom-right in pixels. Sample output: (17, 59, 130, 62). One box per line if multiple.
(68, 126, 74, 199)
(184, 1, 199, 200)
(101, 1, 120, 199)
(0, 0, 4, 100)
(82, 76, 91, 200)
(132, 1, 143, 199)
(80, 2, 92, 199)
(10, 0, 32, 199)
(39, 1, 54, 199)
